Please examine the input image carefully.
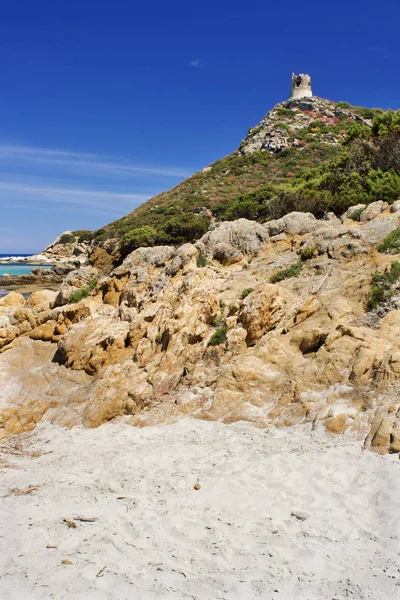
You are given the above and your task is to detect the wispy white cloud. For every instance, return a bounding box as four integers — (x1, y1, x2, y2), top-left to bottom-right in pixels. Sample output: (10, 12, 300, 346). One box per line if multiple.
(189, 59, 205, 68)
(0, 179, 151, 214)
(0, 144, 193, 179)
(0, 181, 148, 202)
(0, 142, 196, 252)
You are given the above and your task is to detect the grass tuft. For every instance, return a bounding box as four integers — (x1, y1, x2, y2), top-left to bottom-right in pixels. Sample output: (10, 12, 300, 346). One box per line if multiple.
(377, 228, 400, 255)
(196, 251, 207, 267)
(241, 288, 254, 299)
(270, 262, 302, 283)
(368, 261, 400, 310)
(68, 279, 98, 303)
(208, 324, 229, 346)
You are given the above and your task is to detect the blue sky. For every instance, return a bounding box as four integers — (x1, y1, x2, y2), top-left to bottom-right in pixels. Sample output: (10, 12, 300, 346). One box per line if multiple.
(1, 0, 399, 252)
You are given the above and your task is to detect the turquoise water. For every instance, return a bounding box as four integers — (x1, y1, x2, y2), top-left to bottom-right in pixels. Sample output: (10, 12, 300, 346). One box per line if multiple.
(0, 263, 52, 276)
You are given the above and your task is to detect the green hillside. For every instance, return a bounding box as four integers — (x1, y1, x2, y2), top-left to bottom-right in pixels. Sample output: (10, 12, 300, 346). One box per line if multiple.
(73, 97, 400, 251)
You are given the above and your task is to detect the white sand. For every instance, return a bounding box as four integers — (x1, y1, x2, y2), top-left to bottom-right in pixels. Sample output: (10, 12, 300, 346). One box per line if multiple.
(0, 419, 399, 600)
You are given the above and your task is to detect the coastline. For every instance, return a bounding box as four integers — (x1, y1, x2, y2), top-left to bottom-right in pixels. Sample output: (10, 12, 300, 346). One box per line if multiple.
(0, 254, 57, 266)
(0, 257, 82, 298)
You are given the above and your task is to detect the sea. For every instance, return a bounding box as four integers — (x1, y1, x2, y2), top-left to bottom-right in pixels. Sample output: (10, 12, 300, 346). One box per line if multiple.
(0, 254, 52, 298)
(0, 254, 53, 276)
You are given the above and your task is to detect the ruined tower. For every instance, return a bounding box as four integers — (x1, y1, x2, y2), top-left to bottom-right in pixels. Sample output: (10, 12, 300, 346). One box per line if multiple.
(290, 73, 313, 99)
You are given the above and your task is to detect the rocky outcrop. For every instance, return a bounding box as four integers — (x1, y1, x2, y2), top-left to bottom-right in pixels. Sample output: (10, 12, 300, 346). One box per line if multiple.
(197, 219, 269, 264)
(240, 96, 371, 156)
(55, 266, 99, 306)
(40, 231, 91, 263)
(0, 260, 80, 299)
(1, 206, 400, 455)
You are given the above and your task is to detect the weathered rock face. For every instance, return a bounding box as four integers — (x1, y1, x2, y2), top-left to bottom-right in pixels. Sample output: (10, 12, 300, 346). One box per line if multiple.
(1, 207, 400, 455)
(40, 231, 91, 263)
(197, 219, 269, 259)
(240, 96, 371, 155)
(55, 266, 99, 307)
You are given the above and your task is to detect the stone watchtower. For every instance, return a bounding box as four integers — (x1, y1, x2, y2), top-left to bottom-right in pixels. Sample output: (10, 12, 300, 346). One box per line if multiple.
(290, 73, 313, 99)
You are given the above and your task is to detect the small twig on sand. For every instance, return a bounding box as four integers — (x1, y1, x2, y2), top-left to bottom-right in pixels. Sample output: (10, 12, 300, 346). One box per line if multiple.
(8, 485, 40, 496)
(62, 518, 77, 529)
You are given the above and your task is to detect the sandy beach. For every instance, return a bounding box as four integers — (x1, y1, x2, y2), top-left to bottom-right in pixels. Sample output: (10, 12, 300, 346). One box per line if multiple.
(0, 419, 399, 600)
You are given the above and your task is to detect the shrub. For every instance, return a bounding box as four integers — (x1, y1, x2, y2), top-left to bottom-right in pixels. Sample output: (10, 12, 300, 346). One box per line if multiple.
(275, 122, 290, 132)
(365, 170, 400, 204)
(368, 261, 400, 310)
(344, 123, 371, 143)
(196, 251, 207, 267)
(336, 101, 352, 109)
(270, 262, 302, 283)
(68, 279, 98, 303)
(120, 226, 158, 253)
(160, 214, 209, 245)
(300, 243, 317, 261)
(93, 228, 107, 241)
(58, 233, 75, 245)
(355, 107, 377, 120)
(276, 108, 293, 118)
(377, 228, 400, 254)
(240, 287, 254, 299)
(73, 230, 94, 243)
(208, 324, 229, 346)
(349, 208, 364, 221)
(247, 125, 262, 138)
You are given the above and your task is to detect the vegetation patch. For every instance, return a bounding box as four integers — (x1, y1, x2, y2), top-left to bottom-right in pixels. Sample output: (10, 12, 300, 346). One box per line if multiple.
(368, 261, 400, 310)
(349, 208, 364, 222)
(240, 287, 254, 299)
(68, 279, 98, 304)
(247, 125, 262, 138)
(208, 324, 229, 346)
(196, 251, 207, 267)
(121, 226, 158, 253)
(377, 228, 400, 255)
(270, 262, 302, 283)
(58, 233, 75, 245)
(336, 101, 352, 109)
(73, 230, 95, 243)
(300, 243, 317, 261)
(275, 122, 290, 132)
(276, 107, 293, 118)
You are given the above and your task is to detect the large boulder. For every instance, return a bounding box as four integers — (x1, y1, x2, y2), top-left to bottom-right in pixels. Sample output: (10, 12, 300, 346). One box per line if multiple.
(360, 201, 388, 222)
(197, 219, 269, 263)
(25, 290, 58, 312)
(267, 212, 319, 236)
(0, 292, 25, 308)
(113, 246, 175, 276)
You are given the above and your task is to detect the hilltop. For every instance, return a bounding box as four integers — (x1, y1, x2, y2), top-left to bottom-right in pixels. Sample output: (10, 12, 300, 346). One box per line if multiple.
(67, 97, 396, 245)
(48, 94, 399, 265)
